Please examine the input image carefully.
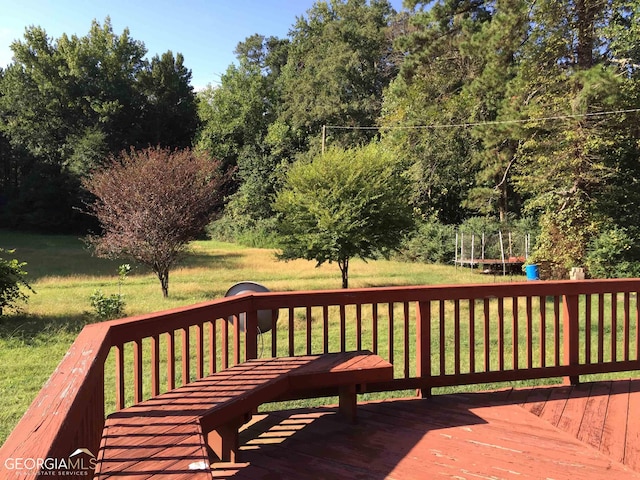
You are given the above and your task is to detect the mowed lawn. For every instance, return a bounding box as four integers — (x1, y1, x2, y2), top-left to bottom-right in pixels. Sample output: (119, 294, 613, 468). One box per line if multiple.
(0, 230, 513, 445)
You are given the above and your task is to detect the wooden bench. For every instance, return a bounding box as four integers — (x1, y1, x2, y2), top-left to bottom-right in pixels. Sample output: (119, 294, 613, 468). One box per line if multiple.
(94, 351, 393, 479)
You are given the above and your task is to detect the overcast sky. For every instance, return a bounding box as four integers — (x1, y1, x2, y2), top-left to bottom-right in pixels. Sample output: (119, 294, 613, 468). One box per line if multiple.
(0, 0, 405, 90)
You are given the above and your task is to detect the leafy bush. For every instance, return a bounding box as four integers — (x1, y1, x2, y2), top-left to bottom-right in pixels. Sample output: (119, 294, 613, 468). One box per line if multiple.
(0, 248, 33, 315)
(207, 215, 280, 248)
(585, 227, 640, 278)
(89, 264, 130, 320)
(399, 219, 456, 264)
(90, 290, 126, 320)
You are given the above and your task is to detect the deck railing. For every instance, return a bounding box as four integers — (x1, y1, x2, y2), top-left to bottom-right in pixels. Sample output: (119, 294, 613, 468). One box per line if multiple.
(1, 279, 639, 479)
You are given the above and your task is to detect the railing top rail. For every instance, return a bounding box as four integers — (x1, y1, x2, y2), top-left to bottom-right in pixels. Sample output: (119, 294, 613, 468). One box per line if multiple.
(2, 278, 639, 475)
(0, 323, 111, 463)
(105, 295, 252, 345)
(250, 279, 640, 309)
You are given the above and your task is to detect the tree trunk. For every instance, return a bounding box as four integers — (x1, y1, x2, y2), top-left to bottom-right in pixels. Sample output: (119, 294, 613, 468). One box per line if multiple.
(338, 257, 349, 289)
(157, 269, 170, 298)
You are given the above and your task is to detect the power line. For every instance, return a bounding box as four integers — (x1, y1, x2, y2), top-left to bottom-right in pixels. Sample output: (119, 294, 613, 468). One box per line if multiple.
(324, 107, 640, 131)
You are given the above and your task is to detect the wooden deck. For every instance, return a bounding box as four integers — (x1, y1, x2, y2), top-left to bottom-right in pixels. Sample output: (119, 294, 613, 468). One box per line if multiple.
(209, 379, 640, 479)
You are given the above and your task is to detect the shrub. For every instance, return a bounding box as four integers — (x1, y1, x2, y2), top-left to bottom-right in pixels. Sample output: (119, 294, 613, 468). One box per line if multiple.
(0, 248, 33, 316)
(89, 264, 130, 320)
(585, 226, 640, 278)
(399, 219, 456, 264)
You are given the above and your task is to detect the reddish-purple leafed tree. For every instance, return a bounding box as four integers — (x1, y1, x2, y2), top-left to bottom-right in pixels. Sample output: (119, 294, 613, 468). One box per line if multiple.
(84, 147, 231, 297)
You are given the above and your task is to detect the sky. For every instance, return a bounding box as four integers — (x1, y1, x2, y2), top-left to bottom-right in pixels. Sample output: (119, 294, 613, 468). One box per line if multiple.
(0, 0, 405, 91)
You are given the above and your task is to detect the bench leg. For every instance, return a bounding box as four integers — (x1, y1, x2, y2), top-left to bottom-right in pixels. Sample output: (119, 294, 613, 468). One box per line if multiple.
(338, 385, 357, 423)
(206, 416, 244, 463)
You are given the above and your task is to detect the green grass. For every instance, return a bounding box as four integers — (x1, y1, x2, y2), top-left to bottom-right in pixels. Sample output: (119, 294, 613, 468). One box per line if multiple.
(2, 229, 637, 446)
(0, 229, 516, 444)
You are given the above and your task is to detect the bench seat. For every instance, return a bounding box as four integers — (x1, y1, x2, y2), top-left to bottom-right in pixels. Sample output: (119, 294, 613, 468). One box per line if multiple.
(94, 351, 393, 479)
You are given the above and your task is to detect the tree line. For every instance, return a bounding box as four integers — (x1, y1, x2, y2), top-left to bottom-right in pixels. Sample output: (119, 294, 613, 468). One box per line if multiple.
(2, 1, 640, 281)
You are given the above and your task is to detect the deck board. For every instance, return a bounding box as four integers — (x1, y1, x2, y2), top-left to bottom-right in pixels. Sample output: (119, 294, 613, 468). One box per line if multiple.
(601, 379, 630, 463)
(213, 383, 640, 480)
(626, 380, 640, 471)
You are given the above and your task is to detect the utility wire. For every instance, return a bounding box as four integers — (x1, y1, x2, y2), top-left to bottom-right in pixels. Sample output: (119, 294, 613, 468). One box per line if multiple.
(324, 107, 640, 131)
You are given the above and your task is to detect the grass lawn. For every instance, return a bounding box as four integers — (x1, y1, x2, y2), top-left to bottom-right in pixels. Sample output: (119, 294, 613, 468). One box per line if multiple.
(0, 229, 520, 445)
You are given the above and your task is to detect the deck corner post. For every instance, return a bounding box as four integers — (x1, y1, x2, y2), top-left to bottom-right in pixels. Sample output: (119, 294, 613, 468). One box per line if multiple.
(245, 307, 259, 361)
(416, 300, 432, 398)
(562, 293, 580, 385)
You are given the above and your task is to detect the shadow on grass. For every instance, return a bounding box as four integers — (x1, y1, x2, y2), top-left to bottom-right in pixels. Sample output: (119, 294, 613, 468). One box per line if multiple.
(176, 251, 243, 271)
(15, 247, 244, 282)
(0, 312, 92, 345)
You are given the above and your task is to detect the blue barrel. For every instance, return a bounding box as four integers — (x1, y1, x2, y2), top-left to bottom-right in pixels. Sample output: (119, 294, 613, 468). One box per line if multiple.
(525, 264, 539, 281)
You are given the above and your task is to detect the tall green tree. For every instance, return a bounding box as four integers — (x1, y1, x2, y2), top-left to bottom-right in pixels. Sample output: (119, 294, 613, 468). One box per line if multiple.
(461, 0, 529, 221)
(196, 35, 289, 239)
(0, 18, 199, 232)
(278, 0, 397, 150)
(380, 0, 489, 223)
(138, 51, 198, 149)
(508, 0, 639, 277)
(274, 143, 415, 288)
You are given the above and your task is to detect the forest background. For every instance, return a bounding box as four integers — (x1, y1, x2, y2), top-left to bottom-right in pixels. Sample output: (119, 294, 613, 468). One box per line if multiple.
(1, 0, 640, 280)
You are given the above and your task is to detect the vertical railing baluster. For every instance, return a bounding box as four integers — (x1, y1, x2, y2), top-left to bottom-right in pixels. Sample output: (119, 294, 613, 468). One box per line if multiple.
(323, 306, 329, 353)
(526, 296, 533, 369)
(598, 293, 605, 363)
(484, 298, 490, 372)
(636, 290, 640, 361)
(288, 307, 295, 356)
(209, 320, 217, 374)
(372, 304, 379, 355)
(221, 318, 229, 370)
(306, 306, 312, 355)
(439, 300, 445, 376)
(611, 292, 618, 362)
(340, 304, 347, 352)
(512, 297, 518, 370)
(245, 309, 258, 361)
(469, 299, 475, 374)
(182, 327, 190, 385)
(167, 331, 176, 390)
(232, 314, 240, 366)
(271, 310, 278, 357)
(498, 297, 504, 371)
(388, 302, 395, 367)
(624, 292, 630, 362)
(115, 344, 125, 410)
(416, 300, 431, 397)
(404, 302, 410, 378)
(585, 294, 592, 364)
(134, 339, 143, 403)
(196, 323, 204, 379)
(454, 299, 460, 375)
(151, 334, 160, 396)
(356, 304, 363, 351)
(539, 295, 546, 367)
(554, 296, 561, 366)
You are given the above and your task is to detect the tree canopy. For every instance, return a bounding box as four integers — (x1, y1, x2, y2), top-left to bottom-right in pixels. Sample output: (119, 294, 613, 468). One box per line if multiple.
(2, 1, 640, 280)
(274, 143, 415, 288)
(0, 18, 198, 232)
(83, 147, 230, 297)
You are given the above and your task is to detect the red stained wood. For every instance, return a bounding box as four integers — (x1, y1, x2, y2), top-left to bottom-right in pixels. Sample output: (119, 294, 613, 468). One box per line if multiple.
(577, 381, 611, 449)
(600, 379, 630, 463)
(538, 384, 572, 427)
(94, 352, 393, 478)
(626, 380, 640, 471)
(557, 383, 592, 437)
(225, 385, 640, 480)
